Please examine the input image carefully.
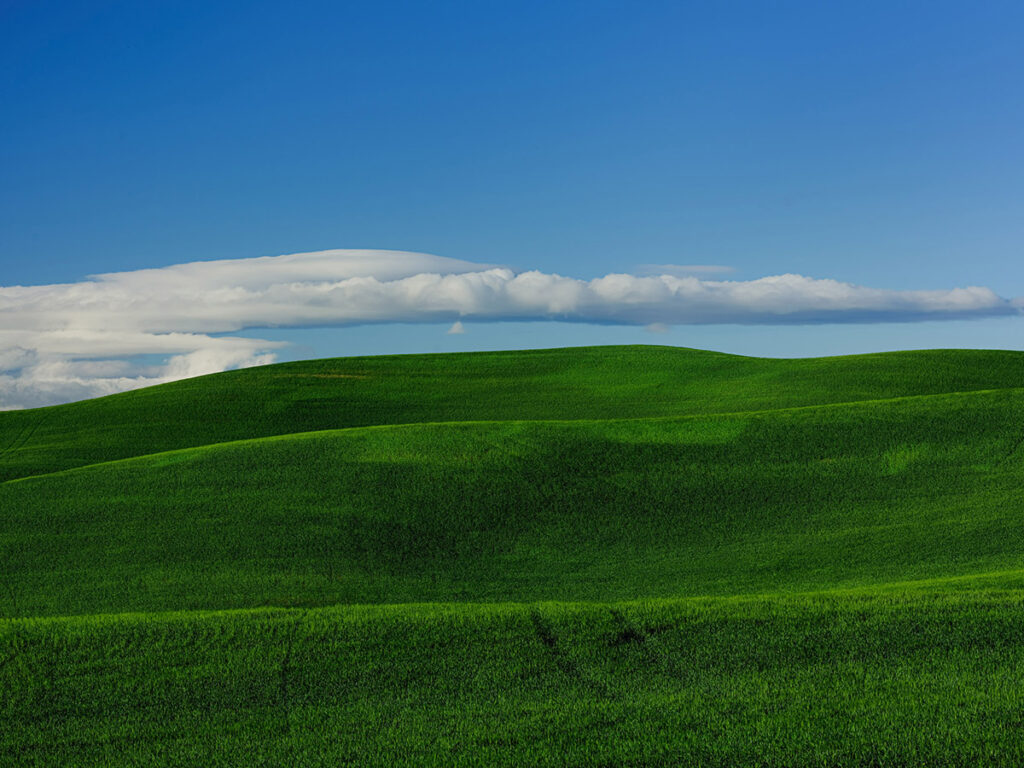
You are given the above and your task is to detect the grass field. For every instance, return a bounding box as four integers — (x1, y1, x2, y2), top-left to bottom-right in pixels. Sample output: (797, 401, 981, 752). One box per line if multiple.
(3, 345, 1024, 764)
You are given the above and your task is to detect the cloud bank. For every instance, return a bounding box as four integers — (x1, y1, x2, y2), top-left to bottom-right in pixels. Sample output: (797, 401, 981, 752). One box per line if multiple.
(1, 248, 1018, 408)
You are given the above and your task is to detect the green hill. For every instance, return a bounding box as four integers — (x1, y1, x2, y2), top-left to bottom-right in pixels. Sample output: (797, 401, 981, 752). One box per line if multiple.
(4, 345, 1024, 482)
(3, 345, 1024, 765)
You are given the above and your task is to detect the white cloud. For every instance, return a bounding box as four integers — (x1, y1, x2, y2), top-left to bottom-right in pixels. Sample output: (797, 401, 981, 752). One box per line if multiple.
(0, 334, 281, 410)
(0, 248, 1018, 408)
(447, 321, 467, 335)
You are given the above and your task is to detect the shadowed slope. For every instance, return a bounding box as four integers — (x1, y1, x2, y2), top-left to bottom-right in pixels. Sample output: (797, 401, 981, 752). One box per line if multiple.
(4, 387, 1024, 618)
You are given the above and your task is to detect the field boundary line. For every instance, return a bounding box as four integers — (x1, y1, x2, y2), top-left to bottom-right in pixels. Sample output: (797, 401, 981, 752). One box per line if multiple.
(2, 569, 1024, 627)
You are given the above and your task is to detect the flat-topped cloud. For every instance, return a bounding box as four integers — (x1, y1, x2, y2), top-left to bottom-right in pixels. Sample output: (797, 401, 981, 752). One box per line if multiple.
(0, 249, 1018, 408)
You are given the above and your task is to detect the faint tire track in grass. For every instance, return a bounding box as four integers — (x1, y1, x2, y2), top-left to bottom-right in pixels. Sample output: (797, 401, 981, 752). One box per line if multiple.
(0, 572, 17, 618)
(607, 608, 693, 693)
(0, 420, 30, 461)
(0, 627, 22, 673)
(0, 412, 48, 468)
(997, 427, 1024, 467)
(529, 609, 614, 701)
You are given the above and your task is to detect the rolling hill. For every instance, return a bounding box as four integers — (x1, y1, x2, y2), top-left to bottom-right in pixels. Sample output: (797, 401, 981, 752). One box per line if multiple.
(3, 345, 1024, 765)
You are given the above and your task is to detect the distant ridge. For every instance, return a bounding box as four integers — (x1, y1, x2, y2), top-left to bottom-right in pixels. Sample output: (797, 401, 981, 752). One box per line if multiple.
(3, 345, 1024, 482)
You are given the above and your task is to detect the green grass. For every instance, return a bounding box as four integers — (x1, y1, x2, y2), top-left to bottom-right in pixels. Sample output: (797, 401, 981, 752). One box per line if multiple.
(3, 345, 1024, 764)
(5, 591, 1024, 767)
(4, 388, 1024, 617)
(4, 344, 1024, 482)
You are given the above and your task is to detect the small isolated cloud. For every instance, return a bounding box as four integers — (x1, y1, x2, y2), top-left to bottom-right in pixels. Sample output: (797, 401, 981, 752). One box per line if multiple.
(1, 248, 1019, 408)
(645, 323, 670, 333)
(447, 321, 467, 335)
(637, 264, 736, 277)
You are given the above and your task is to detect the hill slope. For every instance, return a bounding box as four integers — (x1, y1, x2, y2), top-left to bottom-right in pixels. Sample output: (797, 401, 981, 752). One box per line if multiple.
(4, 345, 1024, 482)
(3, 387, 1024, 618)
(6, 592, 1024, 767)
(3, 345, 1024, 765)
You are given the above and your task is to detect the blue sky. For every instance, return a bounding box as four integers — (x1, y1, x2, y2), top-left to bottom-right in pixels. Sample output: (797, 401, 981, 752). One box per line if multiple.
(2, 1, 1024, 406)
